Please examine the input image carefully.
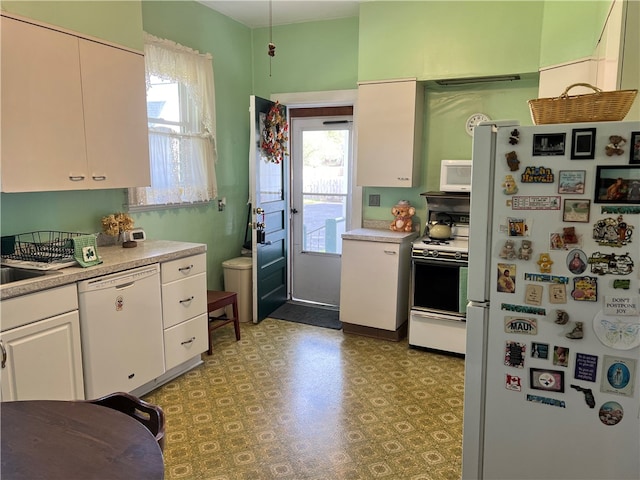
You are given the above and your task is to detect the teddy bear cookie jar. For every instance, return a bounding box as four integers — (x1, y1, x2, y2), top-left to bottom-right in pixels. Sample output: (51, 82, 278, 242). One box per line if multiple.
(390, 200, 416, 233)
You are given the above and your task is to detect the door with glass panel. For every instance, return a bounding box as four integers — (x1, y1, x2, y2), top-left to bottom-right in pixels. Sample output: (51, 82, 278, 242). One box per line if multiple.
(290, 115, 353, 306)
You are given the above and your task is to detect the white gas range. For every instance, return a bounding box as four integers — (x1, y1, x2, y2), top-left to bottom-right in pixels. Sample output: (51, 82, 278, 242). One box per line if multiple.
(408, 192, 470, 355)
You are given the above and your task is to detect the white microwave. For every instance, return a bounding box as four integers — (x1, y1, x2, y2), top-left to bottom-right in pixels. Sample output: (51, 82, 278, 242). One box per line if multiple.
(440, 160, 472, 192)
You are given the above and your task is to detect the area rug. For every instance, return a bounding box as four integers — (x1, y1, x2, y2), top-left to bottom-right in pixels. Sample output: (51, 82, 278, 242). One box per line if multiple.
(268, 302, 342, 330)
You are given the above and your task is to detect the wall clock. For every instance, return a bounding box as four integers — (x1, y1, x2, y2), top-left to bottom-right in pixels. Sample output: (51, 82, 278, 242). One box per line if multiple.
(466, 113, 491, 136)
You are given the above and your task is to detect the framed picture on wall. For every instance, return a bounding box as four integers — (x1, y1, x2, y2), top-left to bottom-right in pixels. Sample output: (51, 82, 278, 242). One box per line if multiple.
(558, 170, 586, 194)
(594, 165, 640, 204)
(571, 128, 596, 160)
(630, 131, 640, 164)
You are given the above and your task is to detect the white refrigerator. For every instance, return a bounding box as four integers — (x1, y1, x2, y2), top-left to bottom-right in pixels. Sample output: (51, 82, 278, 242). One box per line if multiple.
(463, 120, 640, 480)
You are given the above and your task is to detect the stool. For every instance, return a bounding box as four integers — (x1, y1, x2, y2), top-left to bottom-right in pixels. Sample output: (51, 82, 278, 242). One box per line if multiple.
(207, 290, 241, 355)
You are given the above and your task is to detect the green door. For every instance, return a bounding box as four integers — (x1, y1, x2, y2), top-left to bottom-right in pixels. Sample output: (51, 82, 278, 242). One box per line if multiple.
(249, 96, 288, 322)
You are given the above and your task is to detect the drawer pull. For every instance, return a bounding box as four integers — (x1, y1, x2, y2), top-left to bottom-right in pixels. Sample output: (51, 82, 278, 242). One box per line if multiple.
(69, 175, 85, 181)
(178, 265, 194, 273)
(383, 250, 397, 255)
(1, 340, 6, 369)
(181, 337, 196, 345)
(92, 175, 107, 181)
(179, 296, 195, 304)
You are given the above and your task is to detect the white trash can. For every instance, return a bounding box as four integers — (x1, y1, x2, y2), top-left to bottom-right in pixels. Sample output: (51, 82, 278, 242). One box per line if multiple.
(222, 256, 253, 322)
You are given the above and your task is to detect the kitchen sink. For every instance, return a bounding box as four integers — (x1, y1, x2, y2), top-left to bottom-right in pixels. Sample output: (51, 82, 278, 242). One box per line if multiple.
(0, 267, 49, 284)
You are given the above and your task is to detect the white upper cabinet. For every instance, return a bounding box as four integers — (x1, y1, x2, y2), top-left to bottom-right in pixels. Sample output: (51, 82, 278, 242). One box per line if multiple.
(356, 79, 424, 187)
(0, 14, 150, 192)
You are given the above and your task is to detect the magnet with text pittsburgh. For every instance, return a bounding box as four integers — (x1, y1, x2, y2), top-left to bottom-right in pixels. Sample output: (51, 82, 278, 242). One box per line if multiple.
(592, 215, 633, 247)
(571, 276, 597, 302)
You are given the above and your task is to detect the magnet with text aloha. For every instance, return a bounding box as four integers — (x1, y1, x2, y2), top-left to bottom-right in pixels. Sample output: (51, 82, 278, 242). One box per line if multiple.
(504, 316, 538, 334)
(571, 276, 597, 301)
(502, 175, 518, 195)
(521, 166, 554, 183)
(505, 151, 520, 171)
(505, 373, 522, 391)
(588, 251, 634, 275)
(537, 253, 553, 273)
(566, 249, 587, 274)
(592, 215, 634, 247)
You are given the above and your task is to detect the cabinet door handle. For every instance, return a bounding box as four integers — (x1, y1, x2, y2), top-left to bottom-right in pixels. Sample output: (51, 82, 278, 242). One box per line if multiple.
(1, 340, 6, 369)
(92, 175, 107, 181)
(397, 177, 410, 181)
(181, 337, 196, 345)
(383, 250, 397, 255)
(69, 175, 85, 181)
(178, 265, 193, 273)
(179, 296, 194, 304)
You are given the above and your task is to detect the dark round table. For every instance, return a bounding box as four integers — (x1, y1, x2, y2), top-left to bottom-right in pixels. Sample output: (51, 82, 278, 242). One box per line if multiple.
(1, 400, 164, 479)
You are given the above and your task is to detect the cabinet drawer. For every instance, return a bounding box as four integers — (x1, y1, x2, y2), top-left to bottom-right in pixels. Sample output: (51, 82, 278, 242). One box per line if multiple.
(161, 253, 206, 284)
(162, 272, 207, 328)
(1, 284, 78, 331)
(164, 313, 208, 370)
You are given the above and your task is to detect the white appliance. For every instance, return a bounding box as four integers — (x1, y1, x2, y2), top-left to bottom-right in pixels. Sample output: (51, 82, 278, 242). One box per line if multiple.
(78, 264, 165, 398)
(463, 120, 640, 480)
(409, 192, 470, 354)
(440, 159, 472, 192)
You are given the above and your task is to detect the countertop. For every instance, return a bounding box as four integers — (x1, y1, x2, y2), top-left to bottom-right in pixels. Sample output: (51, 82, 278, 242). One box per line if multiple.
(1, 240, 206, 300)
(342, 228, 418, 243)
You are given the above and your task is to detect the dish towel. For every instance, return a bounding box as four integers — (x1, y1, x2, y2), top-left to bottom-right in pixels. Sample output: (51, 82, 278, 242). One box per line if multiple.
(72, 235, 102, 268)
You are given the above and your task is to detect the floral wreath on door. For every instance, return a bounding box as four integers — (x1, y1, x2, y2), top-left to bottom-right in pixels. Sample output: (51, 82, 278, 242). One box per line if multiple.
(261, 101, 289, 164)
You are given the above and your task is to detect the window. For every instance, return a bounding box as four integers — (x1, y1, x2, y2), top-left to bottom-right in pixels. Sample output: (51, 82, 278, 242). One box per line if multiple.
(128, 33, 217, 209)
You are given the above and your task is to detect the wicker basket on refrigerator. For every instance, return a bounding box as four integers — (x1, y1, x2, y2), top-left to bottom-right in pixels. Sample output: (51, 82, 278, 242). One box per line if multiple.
(528, 83, 637, 125)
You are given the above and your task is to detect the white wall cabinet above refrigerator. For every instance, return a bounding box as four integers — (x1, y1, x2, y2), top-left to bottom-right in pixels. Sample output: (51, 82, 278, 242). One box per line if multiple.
(356, 79, 424, 187)
(0, 13, 150, 193)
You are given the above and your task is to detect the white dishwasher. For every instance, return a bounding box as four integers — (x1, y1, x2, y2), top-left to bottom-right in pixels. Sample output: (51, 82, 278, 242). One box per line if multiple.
(78, 264, 165, 399)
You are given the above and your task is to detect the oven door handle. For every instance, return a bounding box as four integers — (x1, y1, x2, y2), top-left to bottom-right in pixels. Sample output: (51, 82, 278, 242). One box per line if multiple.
(411, 310, 465, 322)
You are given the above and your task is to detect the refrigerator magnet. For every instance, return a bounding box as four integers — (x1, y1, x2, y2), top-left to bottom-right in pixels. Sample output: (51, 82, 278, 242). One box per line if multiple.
(505, 151, 520, 171)
(531, 342, 549, 359)
(592, 215, 634, 246)
(588, 252, 634, 276)
(566, 249, 588, 274)
(537, 253, 554, 273)
(505, 341, 526, 368)
(574, 353, 598, 382)
(571, 276, 597, 301)
(549, 284, 567, 304)
(530, 368, 565, 392)
(553, 346, 570, 367)
(520, 166, 554, 184)
(600, 355, 636, 397)
(598, 401, 623, 426)
(569, 384, 596, 408)
(525, 284, 543, 305)
(505, 373, 522, 391)
(502, 175, 518, 195)
(504, 316, 538, 335)
(593, 311, 640, 350)
(497, 264, 516, 293)
(533, 133, 566, 156)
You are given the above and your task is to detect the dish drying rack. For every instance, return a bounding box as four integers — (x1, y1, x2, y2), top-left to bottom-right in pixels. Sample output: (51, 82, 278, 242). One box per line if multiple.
(1, 231, 87, 270)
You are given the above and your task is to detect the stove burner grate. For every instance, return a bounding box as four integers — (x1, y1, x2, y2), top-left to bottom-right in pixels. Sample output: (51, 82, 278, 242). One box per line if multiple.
(421, 238, 451, 245)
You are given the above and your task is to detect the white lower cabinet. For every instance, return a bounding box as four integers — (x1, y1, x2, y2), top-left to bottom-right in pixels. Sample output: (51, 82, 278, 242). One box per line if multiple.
(0, 285, 84, 401)
(340, 238, 412, 339)
(161, 254, 208, 370)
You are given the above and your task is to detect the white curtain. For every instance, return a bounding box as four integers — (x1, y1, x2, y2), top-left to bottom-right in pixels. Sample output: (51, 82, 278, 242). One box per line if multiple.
(129, 32, 217, 207)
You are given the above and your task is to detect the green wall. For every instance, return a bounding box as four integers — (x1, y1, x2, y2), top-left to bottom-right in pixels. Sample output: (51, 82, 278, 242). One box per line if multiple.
(357, 1, 544, 81)
(0, 0, 615, 286)
(251, 17, 359, 97)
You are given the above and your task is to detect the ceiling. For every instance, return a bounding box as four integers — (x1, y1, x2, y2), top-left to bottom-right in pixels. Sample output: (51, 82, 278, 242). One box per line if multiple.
(198, 1, 361, 28)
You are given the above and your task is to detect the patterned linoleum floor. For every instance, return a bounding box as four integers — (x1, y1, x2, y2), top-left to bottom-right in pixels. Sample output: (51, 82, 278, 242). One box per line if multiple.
(144, 318, 465, 480)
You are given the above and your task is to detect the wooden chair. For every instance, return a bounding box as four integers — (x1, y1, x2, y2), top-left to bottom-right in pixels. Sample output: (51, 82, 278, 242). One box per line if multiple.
(207, 290, 241, 355)
(87, 392, 165, 452)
